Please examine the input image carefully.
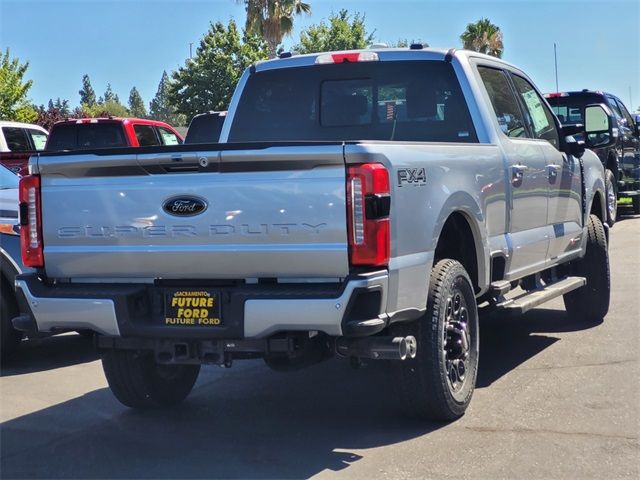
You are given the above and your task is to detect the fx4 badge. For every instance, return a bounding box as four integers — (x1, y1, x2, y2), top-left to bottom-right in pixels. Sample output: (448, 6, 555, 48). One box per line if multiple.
(397, 168, 427, 187)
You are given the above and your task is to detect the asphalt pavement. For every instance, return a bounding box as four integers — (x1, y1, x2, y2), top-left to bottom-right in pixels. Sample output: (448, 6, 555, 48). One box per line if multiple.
(1, 214, 638, 479)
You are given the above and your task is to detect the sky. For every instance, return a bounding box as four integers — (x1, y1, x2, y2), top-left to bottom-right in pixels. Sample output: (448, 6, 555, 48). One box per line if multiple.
(1, 0, 639, 112)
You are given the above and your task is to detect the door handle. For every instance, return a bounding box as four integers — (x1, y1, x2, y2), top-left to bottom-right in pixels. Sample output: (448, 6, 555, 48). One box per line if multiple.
(547, 164, 561, 182)
(511, 165, 526, 186)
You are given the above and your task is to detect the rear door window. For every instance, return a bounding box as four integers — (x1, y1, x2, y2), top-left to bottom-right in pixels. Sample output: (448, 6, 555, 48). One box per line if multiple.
(477, 67, 527, 138)
(229, 60, 477, 143)
(27, 129, 47, 150)
(2, 127, 30, 151)
(157, 127, 181, 145)
(133, 124, 161, 146)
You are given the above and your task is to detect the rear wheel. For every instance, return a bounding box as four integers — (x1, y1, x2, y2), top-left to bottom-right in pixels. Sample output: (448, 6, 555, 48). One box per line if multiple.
(393, 259, 479, 421)
(604, 169, 617, 226)
(563, 214, 610, 323)
(1, 281, 22, 360)
(102, 350, 200, 409)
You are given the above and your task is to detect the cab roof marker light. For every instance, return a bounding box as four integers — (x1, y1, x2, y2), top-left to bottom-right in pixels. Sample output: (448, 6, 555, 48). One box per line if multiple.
(545, 92, 568, 98)
(315, 51, 379, 64)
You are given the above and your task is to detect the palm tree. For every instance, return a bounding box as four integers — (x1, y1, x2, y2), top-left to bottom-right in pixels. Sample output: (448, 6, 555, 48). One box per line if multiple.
(460, 18, 504, 58)
(241, 0, 311, 58)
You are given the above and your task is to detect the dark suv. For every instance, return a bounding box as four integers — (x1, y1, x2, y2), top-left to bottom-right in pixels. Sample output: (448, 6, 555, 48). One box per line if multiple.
(545, 90, 640, 223)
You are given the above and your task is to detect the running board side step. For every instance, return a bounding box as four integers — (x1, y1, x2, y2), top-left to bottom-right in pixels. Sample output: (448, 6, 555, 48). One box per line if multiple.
(496, 276, 586, 314)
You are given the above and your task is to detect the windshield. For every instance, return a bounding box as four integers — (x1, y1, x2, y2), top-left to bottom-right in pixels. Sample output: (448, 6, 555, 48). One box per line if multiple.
(229, 60, 477, 143)
(546, 93, 603, 124)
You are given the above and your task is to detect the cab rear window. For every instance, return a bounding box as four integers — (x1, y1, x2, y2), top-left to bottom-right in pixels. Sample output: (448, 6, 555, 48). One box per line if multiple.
(229, 60, 477, 143)
(46, 123, 128, 151)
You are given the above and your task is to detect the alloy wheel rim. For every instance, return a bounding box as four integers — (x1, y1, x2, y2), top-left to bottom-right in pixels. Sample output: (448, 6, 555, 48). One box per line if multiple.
(443, 290, 471, 393)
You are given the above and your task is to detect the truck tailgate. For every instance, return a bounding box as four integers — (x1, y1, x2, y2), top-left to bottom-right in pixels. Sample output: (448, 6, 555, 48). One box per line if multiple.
(38, 146, 349, 280)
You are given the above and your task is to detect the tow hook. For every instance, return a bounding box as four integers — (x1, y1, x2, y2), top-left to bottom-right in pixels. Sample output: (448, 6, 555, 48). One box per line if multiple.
(336, 336, 417, 361)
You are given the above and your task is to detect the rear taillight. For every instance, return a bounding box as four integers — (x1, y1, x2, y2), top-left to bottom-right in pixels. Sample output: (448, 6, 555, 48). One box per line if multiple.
(347, 163, 390, 267)
(19, 174, 43, 267)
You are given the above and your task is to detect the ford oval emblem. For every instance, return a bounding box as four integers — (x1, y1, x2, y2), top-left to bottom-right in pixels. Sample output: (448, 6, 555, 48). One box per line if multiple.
(163, 196, 208, 217)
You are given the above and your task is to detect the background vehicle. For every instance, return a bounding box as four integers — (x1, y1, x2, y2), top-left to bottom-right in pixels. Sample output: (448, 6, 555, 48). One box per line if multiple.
(546, 90, 640, 221)
(13, 48, 611, 420)
(0, 165, 31, 359)
(0, 121, 48, 176)
(184, 111, 227, 144)
(45, 117, 183, 151)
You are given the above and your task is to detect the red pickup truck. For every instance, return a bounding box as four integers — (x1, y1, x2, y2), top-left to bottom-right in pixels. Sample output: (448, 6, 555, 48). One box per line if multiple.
(3, 118, 183, 176)
(46, 117, 183, 151)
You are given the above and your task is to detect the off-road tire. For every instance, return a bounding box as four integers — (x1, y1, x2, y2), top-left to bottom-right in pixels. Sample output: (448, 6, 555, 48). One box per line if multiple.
(563, 214, 610, 323)
(102, 350, 200, 409)
(393, 259, 479, 421)
(604, 169, 617, 226)
(1, 280, 22, 360)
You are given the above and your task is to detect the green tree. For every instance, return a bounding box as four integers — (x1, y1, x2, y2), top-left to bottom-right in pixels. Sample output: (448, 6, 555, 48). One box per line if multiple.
(128, 87, 147, 118)
(51, 97, 71, 116)
(294, 9, 374, 54)
(168, 20, 267, 120)
(80, 100, 129, 118)
(460, 18, 504, 58)
(0, 48, 37, 122)
(149, 71, 185, 125)
(242, 0, 311, 58)
(79, 74, 97, 107)
(103, 83, 115, 103)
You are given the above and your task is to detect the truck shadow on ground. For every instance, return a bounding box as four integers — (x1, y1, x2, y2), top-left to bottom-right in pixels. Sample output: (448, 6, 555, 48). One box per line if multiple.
(477, 308, 602, 388)
(1, 308, 603, 479)
(0, 333, 98, 377)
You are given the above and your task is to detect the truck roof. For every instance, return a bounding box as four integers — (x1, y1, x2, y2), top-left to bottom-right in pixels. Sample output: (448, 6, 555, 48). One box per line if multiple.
(253, 47, 522, 73)
(0, 121, 48, 133)
(51, 117, 175, 128)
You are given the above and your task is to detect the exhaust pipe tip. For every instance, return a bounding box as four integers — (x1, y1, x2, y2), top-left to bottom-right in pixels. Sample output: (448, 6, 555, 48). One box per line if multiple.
(392, 337, 408, 360)
(405, 335, 417, 359)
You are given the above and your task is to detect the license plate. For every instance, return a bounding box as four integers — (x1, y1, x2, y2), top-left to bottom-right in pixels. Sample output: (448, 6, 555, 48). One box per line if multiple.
(164, 289, 222, 327)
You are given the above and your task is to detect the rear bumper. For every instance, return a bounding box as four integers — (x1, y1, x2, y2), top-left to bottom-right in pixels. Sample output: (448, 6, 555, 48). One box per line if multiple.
(14, 271, 389, 339)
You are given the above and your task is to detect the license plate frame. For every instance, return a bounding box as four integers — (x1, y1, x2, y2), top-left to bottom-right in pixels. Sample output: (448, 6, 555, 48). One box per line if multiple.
(164, 289, 222, 327)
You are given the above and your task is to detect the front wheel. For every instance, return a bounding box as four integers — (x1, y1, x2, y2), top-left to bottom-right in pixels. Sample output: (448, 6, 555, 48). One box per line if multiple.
(563, 214, 610, 323)
(393, 259, 479, 421)
(102, 350, 200, 409)
(604, 169, 617, 227)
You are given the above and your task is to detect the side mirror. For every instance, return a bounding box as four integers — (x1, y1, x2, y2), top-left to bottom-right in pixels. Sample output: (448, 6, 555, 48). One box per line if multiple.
(584, 103, 616, 149)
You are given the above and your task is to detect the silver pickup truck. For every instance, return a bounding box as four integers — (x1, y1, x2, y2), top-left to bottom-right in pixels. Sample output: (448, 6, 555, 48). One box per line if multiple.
(13, 48, 613, 420)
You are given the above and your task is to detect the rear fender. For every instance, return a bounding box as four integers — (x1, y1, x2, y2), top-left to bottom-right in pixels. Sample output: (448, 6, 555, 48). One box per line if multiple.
(431, 192, 490, 294)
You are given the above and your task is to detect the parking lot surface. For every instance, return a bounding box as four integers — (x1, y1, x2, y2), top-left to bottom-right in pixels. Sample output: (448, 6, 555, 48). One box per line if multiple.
(1, 215, 638, 479)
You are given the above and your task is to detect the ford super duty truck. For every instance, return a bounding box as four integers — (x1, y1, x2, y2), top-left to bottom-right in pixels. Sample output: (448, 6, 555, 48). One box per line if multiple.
(12, 48, 613, 421)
